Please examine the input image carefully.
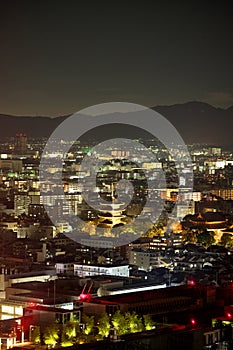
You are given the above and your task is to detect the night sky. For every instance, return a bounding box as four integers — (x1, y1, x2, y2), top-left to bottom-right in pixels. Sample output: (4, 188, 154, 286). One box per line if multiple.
(0, 1, 232, 116)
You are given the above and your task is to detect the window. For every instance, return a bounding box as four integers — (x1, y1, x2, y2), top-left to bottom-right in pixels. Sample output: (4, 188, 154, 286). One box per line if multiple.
(56, 313, 63, 324)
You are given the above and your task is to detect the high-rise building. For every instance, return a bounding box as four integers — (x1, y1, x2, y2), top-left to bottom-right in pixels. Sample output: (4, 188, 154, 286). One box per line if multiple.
(209, 147, 222, 156)
(14, 193, 31, 216)
(14, 133, 27, 154)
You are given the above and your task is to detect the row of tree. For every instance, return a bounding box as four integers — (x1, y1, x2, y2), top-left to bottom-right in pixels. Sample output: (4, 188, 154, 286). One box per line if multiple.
(31, 311, 155, 347)
(142, 220, 233, 249)
(183, 228, 233, 248)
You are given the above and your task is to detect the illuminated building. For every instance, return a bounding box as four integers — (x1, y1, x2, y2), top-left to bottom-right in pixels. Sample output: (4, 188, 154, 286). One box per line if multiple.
(111, 150, 130, 158)
(24, 304, 81, 332)
(183, 212, 229, 242)
(0, 159, 22, 172)
(129, 249, 151, 271)
(14, 133, 27, 154)
(81, 284, 205, 318)
(14, 193, 31, 216)
(98, 202, 125, 229)
(97, 183, 126, 231)
(40, 193, 82, 216)
(56, 262, 129, 278)
(0, 300, 24, 320)
(183, 212, 228, 230)
(97, 282, 167, 297)
(208, 147, 222, 156)
(150, 233, 183, 251)
(210, 188, 233, 200)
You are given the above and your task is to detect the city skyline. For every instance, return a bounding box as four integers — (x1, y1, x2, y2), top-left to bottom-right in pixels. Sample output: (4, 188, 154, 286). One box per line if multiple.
(1, 101, 233, 148)
(0, 2, 232, 348)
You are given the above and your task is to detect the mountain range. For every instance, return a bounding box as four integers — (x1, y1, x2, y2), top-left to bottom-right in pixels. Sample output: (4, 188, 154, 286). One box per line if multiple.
(1, 101, 233, 148)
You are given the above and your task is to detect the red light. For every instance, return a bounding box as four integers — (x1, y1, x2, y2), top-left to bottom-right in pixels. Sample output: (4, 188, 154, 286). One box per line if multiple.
(190, 280, 195, 286)
(29, 301, 36, 307)
(227, 313, 232, 318)
(191, 318, 196, 326)
(80, 293, 91, 302)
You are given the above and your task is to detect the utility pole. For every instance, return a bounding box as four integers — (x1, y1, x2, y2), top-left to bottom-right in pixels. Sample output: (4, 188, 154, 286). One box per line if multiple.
(53, 278, 56, 307)
(168, 270, 171, 287)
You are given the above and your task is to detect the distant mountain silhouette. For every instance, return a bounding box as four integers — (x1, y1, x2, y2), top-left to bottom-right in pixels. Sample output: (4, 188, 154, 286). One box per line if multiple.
(0, 101, 232, 148)
(0, 114, 67, 139)
(153, 101, 233, 148)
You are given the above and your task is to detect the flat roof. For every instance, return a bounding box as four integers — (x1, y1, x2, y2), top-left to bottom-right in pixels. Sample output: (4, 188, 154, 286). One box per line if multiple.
(93, 285, 195, 305)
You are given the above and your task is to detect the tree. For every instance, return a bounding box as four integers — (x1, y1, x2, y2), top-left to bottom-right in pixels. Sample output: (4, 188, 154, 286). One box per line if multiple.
(125, 311, 144, 333)
(31, 326, 41, 344)
(83, 315, 95, 335)
(182, 228, 197, 244)
(197, 230, 215, 247)
(143, 314, 155, 331)
(63, 322, 76, 338)
(61, 322, 76, 346)
(220, 233, 233, 248)
(61, 333, 73, 347)
(147, 225, 164, 238)
(111, 310, 128, 336)
(43, 323, 60, 347)
(98, 313, 111, 338)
